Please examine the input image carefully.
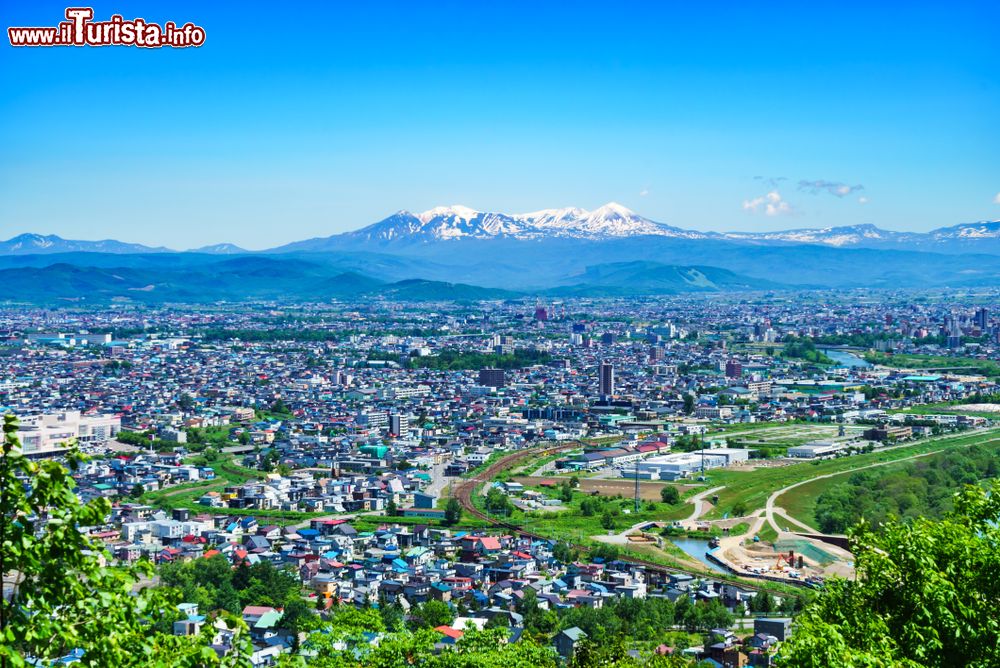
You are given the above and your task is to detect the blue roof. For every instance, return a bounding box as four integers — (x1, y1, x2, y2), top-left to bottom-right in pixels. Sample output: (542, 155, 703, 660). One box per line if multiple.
(298, 528, 320, 537)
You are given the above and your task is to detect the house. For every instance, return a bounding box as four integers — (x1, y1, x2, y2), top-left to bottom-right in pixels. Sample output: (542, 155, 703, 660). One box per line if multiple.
(554, 626, 587, 658)
(434, 625, 464, 645)
(754, 618, 791, 642)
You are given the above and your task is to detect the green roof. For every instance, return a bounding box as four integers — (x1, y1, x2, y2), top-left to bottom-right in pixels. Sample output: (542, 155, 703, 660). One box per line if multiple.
(254, 610, 284, 629)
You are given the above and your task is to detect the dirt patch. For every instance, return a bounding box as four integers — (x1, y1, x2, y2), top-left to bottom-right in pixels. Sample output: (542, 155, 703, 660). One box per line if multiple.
(513, 476, 696, 501)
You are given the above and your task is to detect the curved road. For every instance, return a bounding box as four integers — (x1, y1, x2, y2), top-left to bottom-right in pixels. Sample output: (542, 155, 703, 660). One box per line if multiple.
(685, 485, 726, 522)
(766, 430, 1000, 535)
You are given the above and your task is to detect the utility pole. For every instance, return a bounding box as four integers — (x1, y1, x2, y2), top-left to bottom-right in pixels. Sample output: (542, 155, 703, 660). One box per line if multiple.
(634, 457, 640, 512)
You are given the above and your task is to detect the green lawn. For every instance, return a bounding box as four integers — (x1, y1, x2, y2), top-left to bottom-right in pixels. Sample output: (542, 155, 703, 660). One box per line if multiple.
(701, 428, 1000, 520)
(865, 352, 1000, 377)
(893, 403, 1000, 419)
(777, 434, 1000, 529)
(776, 477, 837, 531)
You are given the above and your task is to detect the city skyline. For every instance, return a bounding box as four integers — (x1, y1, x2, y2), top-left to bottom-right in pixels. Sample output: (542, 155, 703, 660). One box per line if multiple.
(2, 1, 998, 249)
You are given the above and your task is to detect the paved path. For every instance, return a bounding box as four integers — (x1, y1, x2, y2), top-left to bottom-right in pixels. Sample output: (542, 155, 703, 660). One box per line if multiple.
(686, 485, 726, 522)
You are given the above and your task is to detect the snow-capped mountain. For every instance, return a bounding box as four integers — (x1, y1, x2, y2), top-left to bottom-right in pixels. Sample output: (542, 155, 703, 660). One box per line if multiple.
(930, 221, 1000, 241)
(721, 224, 923, 247)
(7, 210, 1000, 257)
(334, 202, 716, 244)
(0, 233, 170, 255)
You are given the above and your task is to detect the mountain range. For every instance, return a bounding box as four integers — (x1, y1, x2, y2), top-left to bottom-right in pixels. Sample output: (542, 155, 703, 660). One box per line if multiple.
(6, 203, 1000, 254)
(5, 203, 1000, 302)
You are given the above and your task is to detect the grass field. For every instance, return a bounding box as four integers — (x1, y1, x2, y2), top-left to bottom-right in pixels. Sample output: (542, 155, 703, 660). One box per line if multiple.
(777, 434, 1000, 529)
(865, 352, 1000, 377)
(892, 403, 1000, 419)
(776, 476, 838, 531)
(701, 427, 1000, 520)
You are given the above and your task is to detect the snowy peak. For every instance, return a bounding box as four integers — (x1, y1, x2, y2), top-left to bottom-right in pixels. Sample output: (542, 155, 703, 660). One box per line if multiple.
(344, 202, 710, 243)
(722, 224, 908, 247)
(417, 204, 480, 223)
(932, 220, 1000, 240)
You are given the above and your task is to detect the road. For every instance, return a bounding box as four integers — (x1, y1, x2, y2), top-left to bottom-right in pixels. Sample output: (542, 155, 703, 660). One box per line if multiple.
(452, 440, 789, 592)
(423, 460, 452, 499)
(685, 485, 726, 522)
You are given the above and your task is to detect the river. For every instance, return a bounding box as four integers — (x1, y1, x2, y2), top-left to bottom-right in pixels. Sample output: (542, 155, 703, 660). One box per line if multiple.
(821, 348, 871, 368)
(669, 537, 729, 574)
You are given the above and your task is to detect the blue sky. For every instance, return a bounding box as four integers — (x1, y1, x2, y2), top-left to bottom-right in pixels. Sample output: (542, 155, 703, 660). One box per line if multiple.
(1, 1, 998, 249)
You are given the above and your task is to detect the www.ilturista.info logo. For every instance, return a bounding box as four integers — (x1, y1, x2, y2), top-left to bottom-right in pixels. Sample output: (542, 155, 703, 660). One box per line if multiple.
(8, 7, 205, 48)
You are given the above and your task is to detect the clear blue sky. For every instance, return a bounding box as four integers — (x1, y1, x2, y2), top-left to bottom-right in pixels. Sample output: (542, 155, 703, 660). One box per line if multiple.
(1, 1, 998, 249)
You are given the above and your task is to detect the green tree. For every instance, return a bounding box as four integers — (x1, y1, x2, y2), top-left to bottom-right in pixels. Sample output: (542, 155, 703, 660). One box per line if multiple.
(408, 599, 454, 629)
(750, 591, 775, 614)
(485, 487, 513, 516)
(0, 415, 250, 666)
(779, 481, 1000, 667)
(444, 497, 463, 525)
(682, 393, 696, 415)
(280, 597, 320, 644)
(660, 485, 680, 505)
(177, 392, 196, 411)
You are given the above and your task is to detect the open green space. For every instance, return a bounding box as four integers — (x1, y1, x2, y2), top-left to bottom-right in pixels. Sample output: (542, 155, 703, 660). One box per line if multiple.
(865, 352, 1000, 378)
(701, 427, 1000, 520)
(893, 402, 1000, 419)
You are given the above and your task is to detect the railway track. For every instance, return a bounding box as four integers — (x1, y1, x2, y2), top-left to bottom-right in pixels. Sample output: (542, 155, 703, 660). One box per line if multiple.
(451, 440, 796, 593)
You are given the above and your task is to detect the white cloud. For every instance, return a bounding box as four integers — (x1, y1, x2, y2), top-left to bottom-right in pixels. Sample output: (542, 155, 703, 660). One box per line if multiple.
(994, 192, 1000, 204)
(858, 196, 869, 205)
(798, 179, 865, 198)
(639, 188, 649, 197)
(743, 190, 792, 216)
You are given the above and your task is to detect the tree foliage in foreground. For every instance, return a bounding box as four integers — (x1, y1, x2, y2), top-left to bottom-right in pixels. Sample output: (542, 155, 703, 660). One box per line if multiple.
(780, 481, 1000, 667)
(0, 415, 252, 667)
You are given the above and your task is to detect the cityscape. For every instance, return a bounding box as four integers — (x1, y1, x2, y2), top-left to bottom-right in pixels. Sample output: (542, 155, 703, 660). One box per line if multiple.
(5, 291, 1000, 665)
(3, 1, 999, 667)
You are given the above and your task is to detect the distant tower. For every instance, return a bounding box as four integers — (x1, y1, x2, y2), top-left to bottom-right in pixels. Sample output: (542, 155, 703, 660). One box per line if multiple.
(599, 361, 615, 397)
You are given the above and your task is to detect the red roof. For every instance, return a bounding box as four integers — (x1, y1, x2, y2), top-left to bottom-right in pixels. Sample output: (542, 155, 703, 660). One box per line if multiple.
(435, 626, 464, 640)
(242, 605, 278, 616)
(479, 537, 501, 550)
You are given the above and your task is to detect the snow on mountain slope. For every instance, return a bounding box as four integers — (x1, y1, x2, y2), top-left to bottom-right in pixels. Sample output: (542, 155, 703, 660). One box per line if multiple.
(343, 202, 715, 242)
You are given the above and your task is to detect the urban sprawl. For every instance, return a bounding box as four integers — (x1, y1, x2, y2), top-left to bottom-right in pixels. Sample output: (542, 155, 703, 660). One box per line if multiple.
(5, 292, 1000, 666)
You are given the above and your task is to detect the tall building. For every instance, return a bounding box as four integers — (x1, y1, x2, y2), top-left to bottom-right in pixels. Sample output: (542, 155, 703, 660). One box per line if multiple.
(975, 307, 989, 330)
(388, 413, 409, 437)
(601, 332, 617, 346)
(491, 334, 514, 355)
(599, 361, 615, 397)
(725, 360, 742, 379)
(478, 367, 506, 388)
